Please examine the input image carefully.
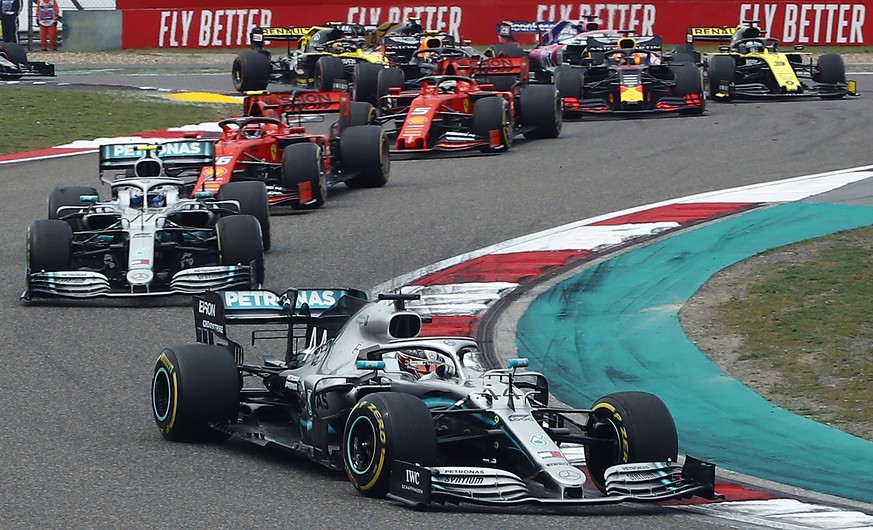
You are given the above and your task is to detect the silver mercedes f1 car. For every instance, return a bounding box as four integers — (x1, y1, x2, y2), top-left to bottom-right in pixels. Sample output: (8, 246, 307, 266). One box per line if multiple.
(23, 141, 269, 300)
(150, 288, 717, 508)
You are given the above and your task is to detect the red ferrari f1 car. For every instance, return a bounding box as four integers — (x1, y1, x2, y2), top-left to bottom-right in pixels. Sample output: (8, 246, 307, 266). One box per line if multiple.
(190, 90, 389, 212)
(376, 49, 561, 155)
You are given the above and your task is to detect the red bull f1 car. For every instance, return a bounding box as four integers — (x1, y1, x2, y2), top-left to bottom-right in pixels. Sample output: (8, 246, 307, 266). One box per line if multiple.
(191, 90, 389, 213)
(551, 35, 705, 116)
(150, 288, 719, 508)
(686, 21, 858, 100)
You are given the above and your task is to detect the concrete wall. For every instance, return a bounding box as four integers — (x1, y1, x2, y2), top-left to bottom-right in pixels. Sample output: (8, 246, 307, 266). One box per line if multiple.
(62, 10, 121, 51)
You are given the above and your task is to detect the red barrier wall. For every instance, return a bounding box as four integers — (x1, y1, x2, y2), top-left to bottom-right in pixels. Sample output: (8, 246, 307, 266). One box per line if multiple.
(117, 1, 872, 48)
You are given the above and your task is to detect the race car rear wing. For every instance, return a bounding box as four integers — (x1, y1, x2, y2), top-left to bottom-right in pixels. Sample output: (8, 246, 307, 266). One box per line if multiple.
(249, 26, 314, 49)
(194, 288, 369, 362)
(584, 34, 663, 53)
(243, 90, 349, 119)
(98, 141, 216, 179)
(497, 18, 600, 46)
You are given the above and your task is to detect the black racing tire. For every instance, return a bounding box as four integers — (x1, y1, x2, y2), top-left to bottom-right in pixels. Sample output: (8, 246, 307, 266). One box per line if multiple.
(48, 185, 98, 231)
(216, 181, 271, 252)
(27, 219, 72, 273)
(343, 392, 437, 498)
(340, 125, 390, 188)
(315, 56, 346, 91)
(553, 64, 583, 99)
(377, 67, 405, 101)
(0, 42, 27, 64)
(349, 101, 377, 126)
(707, 55, 736, 101)
(232, 51, 271, 93)
(816, 54, 846, 86)
(484, 44, 526, 58)
(671, 63, 706, 115)
(488, 75, 517, 91)
(520, 84, 563, 139)
(281, 142, 326, 210)
(151, 344, 241, 443)
(472, 96, 512, 153)
(353, 62, 384, 105)
(216, 215, 265, 286)
(584, 391, 679, 494)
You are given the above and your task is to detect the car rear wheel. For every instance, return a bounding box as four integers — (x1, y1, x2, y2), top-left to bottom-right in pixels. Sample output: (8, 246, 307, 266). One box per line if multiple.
(151, 344, 241, 442)
(520, 84, 562, 139)
(584, 391, 679, 494)
(349, 101, 377, 126)
(472, 96, 512, 152)
(216, 181, 271, 251)
(707, 55, 736, 100)
(377, 67, 405, 102)
(281, 142, 326, 210)
(340, 125, 390, 188)
(343, 392, 437, 498)
(353, 62, 384, 105)
(216, 215, 265, 286)
(27, 219, 72, 273)
(232, 51, 271, 92)
(315, 56, 346, 91)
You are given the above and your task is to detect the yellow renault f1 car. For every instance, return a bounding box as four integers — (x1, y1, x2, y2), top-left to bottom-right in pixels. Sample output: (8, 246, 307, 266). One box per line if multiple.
(232, 23, 387, 98)
(686, 21, 857, 101)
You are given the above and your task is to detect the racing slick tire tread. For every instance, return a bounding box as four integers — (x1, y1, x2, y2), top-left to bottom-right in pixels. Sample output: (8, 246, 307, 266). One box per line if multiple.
(671, 63, 706, 115)
(216, 215, 265, 286)
(815, 54, 846, 91)
(340, 125, 390, 188)
(349, 101, 377, 126)
(232, 51, 271, 93)
(315, 56, 346, 92)
(377, 67, 405, 100)
(584, 391, 679, 494)
(151, 344, 241, 443)
(519, 84, 563, 139)
(216, 181, 271, 252)
(707, 55, 736, 101)
(281, 142, 327, 210)
(48, 185, 99, 231)
(472, 96, 512, 152)
(0, 42, 27, 65)
(343, 392, 437, 498)
(353, 62, 384, 105)
(27, 219, 72, 273)
(553, 65, 583, 100)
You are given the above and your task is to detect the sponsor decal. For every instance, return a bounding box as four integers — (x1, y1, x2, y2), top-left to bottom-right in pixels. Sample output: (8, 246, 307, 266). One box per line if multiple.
(439, 475, 484, 485)
(198, 298, 217, 317)
(157, 9, 272, 47)
(538, 450, 564, 459)
(739, 3, 866, 44)
(297, 289, 338, 309)
(346, 4, 463, 40)
(130, 258, 151, 266)
(128, 271, 152, 282)
(200, 319, 225, 334)
(405, 468, 421, 485)
(202, 166, 227, 178)
(535, 3, 657, 35)
(508, 413, 533, 422)
(222, 290, 283, 309)
(408, 116, 428, 124)
(530, 434, 547, 446)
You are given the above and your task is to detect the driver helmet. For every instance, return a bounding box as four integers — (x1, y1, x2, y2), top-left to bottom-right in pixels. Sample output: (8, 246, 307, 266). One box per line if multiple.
(241, 124, 264, 139)
(438, 79, 457, 93)
(745, 40, 765, 53)
(129, 189, 144, 208)
(396, 349, 446, 379)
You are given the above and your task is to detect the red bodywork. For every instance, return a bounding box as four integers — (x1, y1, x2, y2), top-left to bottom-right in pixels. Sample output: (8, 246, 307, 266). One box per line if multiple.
(191, 91, 350, 207)
(382, 56, 529, 154)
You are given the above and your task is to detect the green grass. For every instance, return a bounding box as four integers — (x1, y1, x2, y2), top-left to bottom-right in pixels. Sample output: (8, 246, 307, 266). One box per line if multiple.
(0, 87, 239, 155)
(718, 226, 873, 437)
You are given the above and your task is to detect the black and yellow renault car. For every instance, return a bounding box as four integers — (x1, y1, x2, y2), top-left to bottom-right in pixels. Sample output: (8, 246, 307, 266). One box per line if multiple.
(686, 21, 857, 101)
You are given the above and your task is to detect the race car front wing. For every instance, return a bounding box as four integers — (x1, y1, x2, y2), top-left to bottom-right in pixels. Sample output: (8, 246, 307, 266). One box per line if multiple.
(388, 456, 718, 508)
(22, 265, 254, 299)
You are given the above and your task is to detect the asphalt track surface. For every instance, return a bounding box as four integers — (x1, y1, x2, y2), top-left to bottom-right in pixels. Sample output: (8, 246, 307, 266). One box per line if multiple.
(2, 70, 873, 528)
